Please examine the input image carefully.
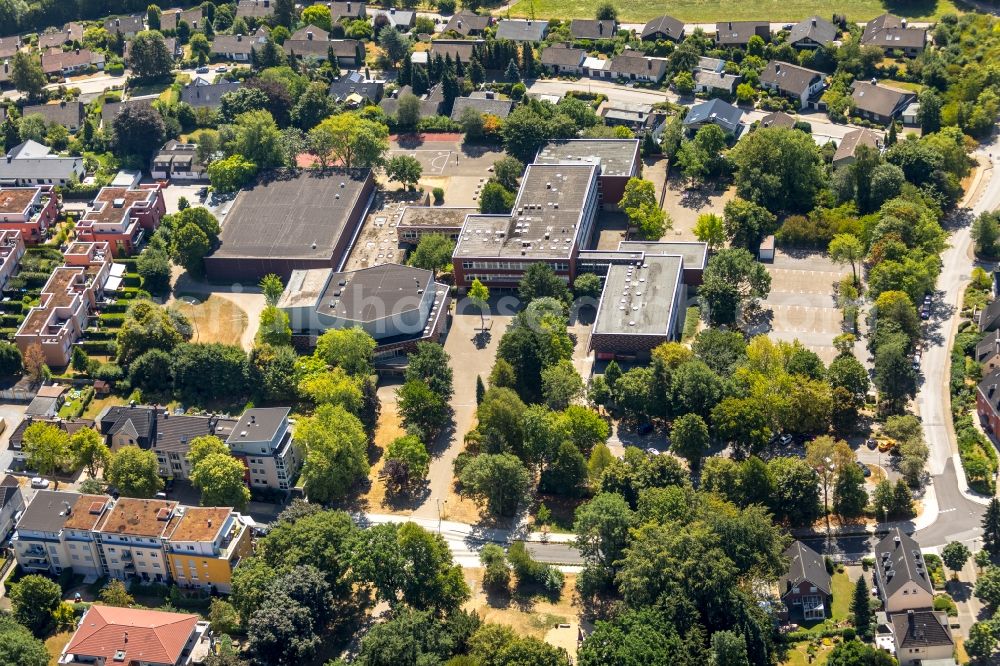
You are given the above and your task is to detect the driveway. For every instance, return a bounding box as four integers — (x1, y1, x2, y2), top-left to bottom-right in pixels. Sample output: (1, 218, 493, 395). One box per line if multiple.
(0, 402, 27, 473)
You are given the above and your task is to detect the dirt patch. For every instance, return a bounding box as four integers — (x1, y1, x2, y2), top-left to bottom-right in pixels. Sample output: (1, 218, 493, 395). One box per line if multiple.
(463, 568, 582, 660)
(46, 631, 74, 666)
(359, 401, 408, 513)
(83, 395, 128, 419)
(662, 180, 735, 241)
(172, 295, 248, 346)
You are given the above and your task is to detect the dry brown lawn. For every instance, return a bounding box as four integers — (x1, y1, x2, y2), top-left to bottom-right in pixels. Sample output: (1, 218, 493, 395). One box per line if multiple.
(463, 569, 582, 661)
(46, 631, 74, 666)
(360, 407, 408, 513)
(172, 295, 248, 346)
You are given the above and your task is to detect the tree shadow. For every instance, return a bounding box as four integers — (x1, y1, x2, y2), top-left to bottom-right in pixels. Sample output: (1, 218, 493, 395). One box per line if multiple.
(395, 133, 426, 149)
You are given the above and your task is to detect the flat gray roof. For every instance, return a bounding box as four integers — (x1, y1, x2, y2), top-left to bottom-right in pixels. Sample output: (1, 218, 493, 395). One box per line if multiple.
(399, 206, 476, 228)
(213, 169, 371, 261)
(453, 163, 597, 260)
(16, 490, 81, 533)
(319, 263, 432, 322)
(617, 240, 708, 269)
(226, 407, 288, 445)
(534, 139, 640, 178)
(593, 255, 682, 336)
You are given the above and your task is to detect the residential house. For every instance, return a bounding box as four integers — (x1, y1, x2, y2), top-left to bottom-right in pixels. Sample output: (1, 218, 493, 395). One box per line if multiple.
(570, 19, 617, 40)
(38, 22, 85, 50)
(598, 100, 664, 134)
(22, 100, 85, 132)
(696, 56, 726, 72)
(683, 98, 745, 135)
(329, 70, 384, 106)
(219, 407, 301, 491)
(59, 606, 211, 666)
(889, 610, 954, 666)
(15, 242, 113, 367)
(380, 83, 444, 117)
(11, 490, 112, 578)
(787, 16, 838, 48)
(641, 15, 684, 42)
(759, 61, 825, 108)
(8, 416, 93, 463)
(104, 15, 145, 39)
(445, 12, 492, 36)
(541, 44, 586, 75)
(163, 505, 252, 592)
(0, 474, 24, 541)
(0, 35, 21, 59)
(693, 69, 740, 96)
(428, 39, 483, 64)
(978, 330, 1000, 373)
(0, 186, 57, 242)
(0, 140, 85, 187)
(874, 527, 935, 613)
(151, 140, 207, 180)
(981, 298, 1000, 332)
(211, 26, 270, 61)
(159, 7, 203, 31)
(833, 127, 882, 167)
(608, 53, 666, 83)
(851, 80, 916, 123)
(96, 497, 177, 583)
(155, 412, 237, 480)
(179, 78, 242, 109)
(0, 229, 23, 288)
(283, 28, 363, 65)
(24, 384, 65, 418)
(75, 183, 165, 256)
(97, 403, 157, 450)
(329, 1, 367, 22)
(236, 0, 274, 19)
(977, 366, 1000, 436)
(495, 19, 549, 42)
(759, 110, 797, 129)
(582, 56, 611, 79)
(450, 93, 515, 121)
(125, 36, 180, 60)
(862, 13, 928, 56)
(101, 97, 155, 128)
(779, 540, 832, 620)
(715, 21, 770, 47)
(372, 8, 416, 31)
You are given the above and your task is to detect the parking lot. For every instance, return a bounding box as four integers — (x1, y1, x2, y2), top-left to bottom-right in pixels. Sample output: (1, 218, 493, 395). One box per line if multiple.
(753, 250, 849, 365)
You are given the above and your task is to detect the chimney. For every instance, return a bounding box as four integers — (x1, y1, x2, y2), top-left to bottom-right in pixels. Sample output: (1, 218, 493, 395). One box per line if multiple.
(390, 7, 395, 13)
(599, 22, 604, 35)
(124, 631, 129, 643)
(728, 22, 732, 29)
(811, 18, 817, 26)
(775, 63, 780, 72)
(901, 18, 907, 28)
(307, 31, 314, 40)
(647, 59, 651, 69)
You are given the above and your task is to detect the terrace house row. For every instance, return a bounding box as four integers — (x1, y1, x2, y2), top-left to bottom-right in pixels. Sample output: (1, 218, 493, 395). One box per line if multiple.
(0, 184, 57, 242)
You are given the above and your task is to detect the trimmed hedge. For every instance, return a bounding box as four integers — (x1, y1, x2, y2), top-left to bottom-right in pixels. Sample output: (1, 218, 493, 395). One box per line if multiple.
(78, 340, 117, 355)
(101, 302, 129, 314)
(85, 330, 117, 341)
(123, 273, 142, 288)
(99, 314, 125, 326)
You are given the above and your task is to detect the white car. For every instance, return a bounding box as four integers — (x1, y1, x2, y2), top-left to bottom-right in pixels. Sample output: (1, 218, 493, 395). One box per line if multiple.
(30, 477, 50, 489)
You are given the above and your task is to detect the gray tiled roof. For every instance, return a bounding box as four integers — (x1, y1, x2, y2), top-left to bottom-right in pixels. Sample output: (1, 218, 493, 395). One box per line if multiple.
(759, 60, 823, 96)
(787, 16, 838, 46)
(450, 96, 514, 120)
(850, 80, 915, 118)
(874, 528, 934, 600)
(541, 45, 586, 67)
(570, 19, 616, 40)
(891, 610, 953, 649)
(642, 15, 684, 41)
(779, 540, 832, 597)
(445, 12, 491, 35)
(179, 79, 242, 108)
(683, 98, 744, 134)
(496, 19, 548, 42)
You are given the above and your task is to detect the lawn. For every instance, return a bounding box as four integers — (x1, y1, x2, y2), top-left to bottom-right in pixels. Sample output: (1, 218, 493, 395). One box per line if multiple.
(45, 631, 74, 666)
(504, 0, 958, 23)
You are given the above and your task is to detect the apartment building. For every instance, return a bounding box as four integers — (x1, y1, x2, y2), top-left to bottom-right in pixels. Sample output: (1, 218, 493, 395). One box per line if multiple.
(14, 241, 112, 367)
(153, 412, 235, 481)
(0, 228, 24, 289)
(163, 506, 251, 592)
(60, 606, 211, 666)
(75, 183, 165, 257)
(0, 185, 58, 242)
(11, 490, 112, 579)
(219, 407, 300, 491)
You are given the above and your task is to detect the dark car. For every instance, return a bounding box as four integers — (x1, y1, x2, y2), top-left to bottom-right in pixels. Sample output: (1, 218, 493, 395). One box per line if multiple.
(866, 438, 878, 450)
(856, 460, 871, 477)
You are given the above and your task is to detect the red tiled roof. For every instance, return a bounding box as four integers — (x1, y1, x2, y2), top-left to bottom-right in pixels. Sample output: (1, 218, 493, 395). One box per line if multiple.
(65, 605, 198, 664)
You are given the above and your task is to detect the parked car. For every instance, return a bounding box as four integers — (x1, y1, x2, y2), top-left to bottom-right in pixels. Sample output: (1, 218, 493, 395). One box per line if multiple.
(878, 439, 896, 453)
(645, 447, 660, 456)
(920, 307, 930, 320)
(778, 434, 794, 446)
(856, 461, 871, 477)
(30, 477, 50, 489)
(866, 438, 878, 450)
(196, 66, 209, 73)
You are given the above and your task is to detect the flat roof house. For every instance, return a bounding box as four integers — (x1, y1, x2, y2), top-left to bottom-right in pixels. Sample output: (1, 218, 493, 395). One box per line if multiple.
(787, 16, 838, 48)
(179, 78, 241, 109)
(222, 407, 301, 491)
(75, 183, 166, 257)
(397, 206, 476, 244)
(151, 140, 206, 181)
(715, 21, 770, 47)
(759, 61, 825, 109)
(779, 540, 832, 620)
(851, 80, 916, 123)
(60, 606, 210, 666)
(570, 19, 617, 40)
(279, 263, 450, 355)
(0, 140, 84, 187)
(0, 229, 24, 289)
(641, 15, 684, 42)
(15, 242, 112, 367)
(862, 13, 927, 56)
(204, 168, 375, 283)
(211, 26, 269, 61)
(453, 163, 599, 289)
(22, 100, 85, 132)
(496, 19, 549, 42)
(0, 185, 57, 243)
(445, 12, 492, 36)
(874, 527, 934, 613)
(833, 127, 882, 166)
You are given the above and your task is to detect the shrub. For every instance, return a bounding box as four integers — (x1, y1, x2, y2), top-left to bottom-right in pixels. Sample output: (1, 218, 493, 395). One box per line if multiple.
(433, 187, 444, 204)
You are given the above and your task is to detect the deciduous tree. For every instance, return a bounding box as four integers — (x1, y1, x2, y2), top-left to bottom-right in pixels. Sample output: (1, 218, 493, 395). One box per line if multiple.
(106, 445, 165, 498)
(298, 404, 369, 503)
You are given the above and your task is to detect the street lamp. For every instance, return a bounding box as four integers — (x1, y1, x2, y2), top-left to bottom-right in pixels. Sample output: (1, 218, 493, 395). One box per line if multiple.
(436, 497, 447, 534)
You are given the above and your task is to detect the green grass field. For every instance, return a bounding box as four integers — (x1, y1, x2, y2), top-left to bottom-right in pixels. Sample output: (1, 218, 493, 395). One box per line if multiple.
(505, 0, 958, 24)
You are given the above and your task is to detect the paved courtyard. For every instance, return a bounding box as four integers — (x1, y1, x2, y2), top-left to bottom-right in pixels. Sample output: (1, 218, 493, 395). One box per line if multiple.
(753, 250, 850, 365)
